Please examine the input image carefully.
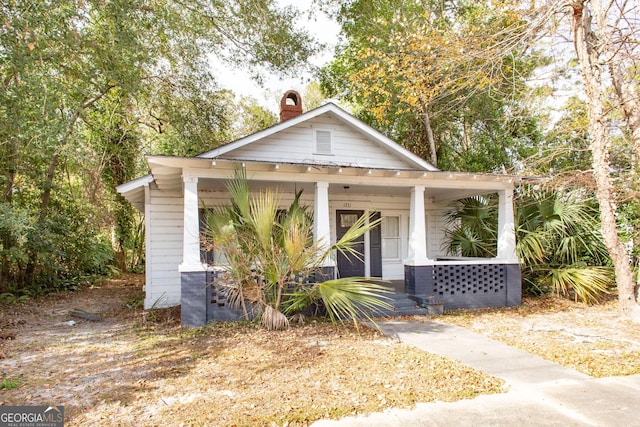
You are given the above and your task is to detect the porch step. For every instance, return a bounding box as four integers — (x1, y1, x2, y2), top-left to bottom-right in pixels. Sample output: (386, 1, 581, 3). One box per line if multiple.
(358, 292, 428, 317)
(387, 293, 422, 307)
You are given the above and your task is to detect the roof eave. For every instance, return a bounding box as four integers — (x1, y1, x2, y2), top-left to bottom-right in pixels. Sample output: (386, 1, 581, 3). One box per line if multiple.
(116, 174, 153, 194)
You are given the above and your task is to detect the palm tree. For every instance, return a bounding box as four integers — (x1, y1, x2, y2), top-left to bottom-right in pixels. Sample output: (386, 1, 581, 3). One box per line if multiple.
(445, 195, 498, 258)
(516, 189, 612, 303)
(202, 169, 392, 330)
(445, 189, 613, 303)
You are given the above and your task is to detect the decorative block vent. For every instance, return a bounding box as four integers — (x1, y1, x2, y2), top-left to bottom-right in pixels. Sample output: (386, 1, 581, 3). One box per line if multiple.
(209, 284, 230, 308)
(206, 272, 246, 322)
(432, 264, 505, 296)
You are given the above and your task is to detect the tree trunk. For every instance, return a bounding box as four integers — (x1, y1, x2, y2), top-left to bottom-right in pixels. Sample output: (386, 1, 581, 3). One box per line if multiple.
(423, 110, 438, 167)
(37, 153, 60, 225)
(23, 87, 113, 285)
(609, 53, 640, 308)
(571, 1, 640, 320)
(24, 153, 61, 284)
(1, 140, 17, 285)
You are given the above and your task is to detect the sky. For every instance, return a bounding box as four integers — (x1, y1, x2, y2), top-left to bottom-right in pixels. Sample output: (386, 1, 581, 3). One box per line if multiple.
(210, 2, 341, 113)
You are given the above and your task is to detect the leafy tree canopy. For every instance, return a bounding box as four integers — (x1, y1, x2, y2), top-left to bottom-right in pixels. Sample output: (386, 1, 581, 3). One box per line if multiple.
(0, 0, 317, 291)
(319, 0, 544, 172)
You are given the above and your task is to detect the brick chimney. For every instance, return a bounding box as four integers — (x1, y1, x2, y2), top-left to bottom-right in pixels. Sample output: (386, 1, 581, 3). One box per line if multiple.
(279, 90, 303, 122)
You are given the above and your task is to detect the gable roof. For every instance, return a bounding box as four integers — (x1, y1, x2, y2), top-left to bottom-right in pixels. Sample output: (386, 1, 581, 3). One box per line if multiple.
(198, 101, 439, 172)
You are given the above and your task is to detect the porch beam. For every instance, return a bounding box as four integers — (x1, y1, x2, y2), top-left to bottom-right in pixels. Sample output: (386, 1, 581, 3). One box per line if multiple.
(179, 175, 207, 272)
(186, 168, 514, 191)
(497, 188, 518, 261)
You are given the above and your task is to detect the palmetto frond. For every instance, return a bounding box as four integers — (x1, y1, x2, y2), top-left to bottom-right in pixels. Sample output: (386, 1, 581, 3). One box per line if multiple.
(319, 278, 393, 319)
(515, 227, 548, 265)
(201, 170, 390, 330)
(248, 190, 280, 251)
(445, 224, 495, 258)
(287, 277, 393, 329)
(445, 196, 497, 258)
(546, 266, 613, 304)
(225, 168, 251, 222)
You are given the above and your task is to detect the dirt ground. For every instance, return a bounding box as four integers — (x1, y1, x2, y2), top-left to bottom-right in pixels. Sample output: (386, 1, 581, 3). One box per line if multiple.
(0, 275, 501, 426)
(0, 275, 638, 426)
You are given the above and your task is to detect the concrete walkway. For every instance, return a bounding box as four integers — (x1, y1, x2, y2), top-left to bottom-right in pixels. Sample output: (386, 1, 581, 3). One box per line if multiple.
(312, 319, 640, 427)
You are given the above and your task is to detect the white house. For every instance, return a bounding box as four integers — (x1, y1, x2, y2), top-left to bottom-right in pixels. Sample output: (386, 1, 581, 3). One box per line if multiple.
(118, 91, 528, 326)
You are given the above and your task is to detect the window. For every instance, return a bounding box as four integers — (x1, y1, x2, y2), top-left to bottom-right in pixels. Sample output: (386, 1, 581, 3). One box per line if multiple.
(315, 130, 332, 154)
(340, 213, 359, 228)
(381, 216, 400, 259)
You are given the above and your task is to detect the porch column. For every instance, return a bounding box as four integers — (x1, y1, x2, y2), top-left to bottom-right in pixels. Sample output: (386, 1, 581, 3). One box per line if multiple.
(179, 174, 208, 327)
(314, 181, 335, 270)
(179, 175, 206, 272)
(406, 185, 430, 265)
(404, 185, 433, 304)
(497, 188, 518, 261)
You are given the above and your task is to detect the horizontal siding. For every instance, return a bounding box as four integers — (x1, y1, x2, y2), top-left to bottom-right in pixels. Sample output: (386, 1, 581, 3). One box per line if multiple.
(148, 204, 183, 213)
(382, 261, 404, 280)
(150, 250, 183, 260)
(148, 210, 185, 219)
(221, 116, 413, 170)
(428, 207, 451, 258)
(149, 275, 182, 287)
(150, 219, 183, 229)
(147, 286, 181, 308)
(331, 127, 409, 169)
(149, 236, 182, 246)
(147, 197, 183, 206)
(146, 188, 183, 309)
(224, 126, 312, 161)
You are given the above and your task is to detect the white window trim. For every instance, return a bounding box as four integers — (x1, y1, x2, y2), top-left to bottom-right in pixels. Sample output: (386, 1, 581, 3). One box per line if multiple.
(381, 214, 402, 261)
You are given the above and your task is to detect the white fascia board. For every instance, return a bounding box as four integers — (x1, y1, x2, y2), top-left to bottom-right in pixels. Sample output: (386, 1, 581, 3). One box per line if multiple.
(145, 156, 516, 183)
(116, 174, 154, 194)
(147, 156, 211, 170)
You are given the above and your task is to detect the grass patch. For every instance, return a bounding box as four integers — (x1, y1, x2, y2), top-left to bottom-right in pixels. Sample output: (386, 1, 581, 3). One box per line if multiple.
(0, 376, 22, 390)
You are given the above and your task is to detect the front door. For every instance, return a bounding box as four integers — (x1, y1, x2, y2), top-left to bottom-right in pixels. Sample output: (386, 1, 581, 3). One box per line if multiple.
(336, 210, 365, 277)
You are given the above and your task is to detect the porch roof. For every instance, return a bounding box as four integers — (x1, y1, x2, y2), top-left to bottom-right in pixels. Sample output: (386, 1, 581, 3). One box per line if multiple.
(117, 156, 543, 211)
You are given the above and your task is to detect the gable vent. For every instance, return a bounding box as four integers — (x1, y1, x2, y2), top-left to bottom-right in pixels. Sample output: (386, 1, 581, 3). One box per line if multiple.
(315, 130, 332, 154)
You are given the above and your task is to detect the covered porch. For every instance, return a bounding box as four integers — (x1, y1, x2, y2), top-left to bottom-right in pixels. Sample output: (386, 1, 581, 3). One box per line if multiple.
(155, 158, 521, 326)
